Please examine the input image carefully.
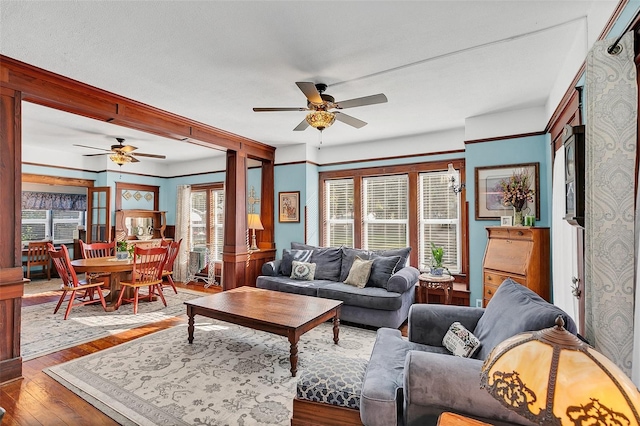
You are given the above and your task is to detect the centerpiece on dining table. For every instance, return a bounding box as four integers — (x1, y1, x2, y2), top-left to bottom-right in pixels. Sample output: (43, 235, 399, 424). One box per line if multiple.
(498, 169, 535, 226)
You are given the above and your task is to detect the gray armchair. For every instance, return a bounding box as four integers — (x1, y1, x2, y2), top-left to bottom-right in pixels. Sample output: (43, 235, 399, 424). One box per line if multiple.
(360, 278, 577, 426)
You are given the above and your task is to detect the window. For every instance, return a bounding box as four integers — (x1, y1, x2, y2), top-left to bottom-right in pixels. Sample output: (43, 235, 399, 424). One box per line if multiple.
(362, 175, 408, 250)
(419, 171, 460, 272)
(324, 179, 354, 247)
(190, 185, 224, 261)
(22, 209, 85, 245)
(320, 160, 466, 280)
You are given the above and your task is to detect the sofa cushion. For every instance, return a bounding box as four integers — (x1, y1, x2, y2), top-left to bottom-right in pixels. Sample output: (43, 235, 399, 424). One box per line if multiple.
(340, 247, 411, 282)
(442, 321, 480, 358)
(318, 283, 404, 311)
(367, 255, 402, 289)
(290, 261, 316, 280)
(256, 276, 335, 297)
(360, 328, 441, 426)
(473, 278, 577, 360)
(296, 355, 367, 410)
(344, 256, 373, 288)
(291, 243, 343, 281)
(281, 249, 313, 276)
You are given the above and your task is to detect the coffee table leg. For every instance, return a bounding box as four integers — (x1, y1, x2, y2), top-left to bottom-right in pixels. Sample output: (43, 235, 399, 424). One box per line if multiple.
(333, 313, 340, 344)
(187, 307, 195, 344)
(288, 336, 298, 377)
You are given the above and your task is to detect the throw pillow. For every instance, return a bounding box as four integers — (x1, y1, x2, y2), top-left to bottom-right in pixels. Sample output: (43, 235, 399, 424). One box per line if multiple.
(280, 249, 313, 276)
(367, 255, 402, 289)
(291, 243, 343, 281)
(339, 246, 411, 282)
(290, 261, 317, 281)
(343, 256, 373, 288)
(443, 322, 481, 358)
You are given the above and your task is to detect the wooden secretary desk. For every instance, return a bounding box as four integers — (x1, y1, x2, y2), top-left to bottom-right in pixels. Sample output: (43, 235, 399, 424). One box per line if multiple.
(482, 226, 550, 307)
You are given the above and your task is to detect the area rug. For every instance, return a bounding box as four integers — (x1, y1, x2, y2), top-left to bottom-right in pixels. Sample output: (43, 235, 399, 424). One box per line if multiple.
(22, 288, 202, 361)
(45, 320, 376, 425)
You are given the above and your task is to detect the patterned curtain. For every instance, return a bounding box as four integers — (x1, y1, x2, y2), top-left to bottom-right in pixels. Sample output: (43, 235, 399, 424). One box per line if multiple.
(174, 185, 191, 283)
(22, 191, 87, 210)
(584, 31, 637, 378)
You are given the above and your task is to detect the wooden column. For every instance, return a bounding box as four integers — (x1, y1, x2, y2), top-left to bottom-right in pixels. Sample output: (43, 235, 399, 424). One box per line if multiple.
(260, 160, 275, 250)
(0, 87, 25, 384)
(222, 150, 248, 290)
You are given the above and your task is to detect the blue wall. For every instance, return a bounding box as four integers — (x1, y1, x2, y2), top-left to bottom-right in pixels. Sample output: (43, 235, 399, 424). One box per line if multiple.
(466, 134, 550, 306)
(274, 163, 307, 258)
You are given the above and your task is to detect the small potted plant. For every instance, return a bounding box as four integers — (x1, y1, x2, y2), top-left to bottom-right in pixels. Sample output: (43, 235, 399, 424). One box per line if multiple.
(116, 240, 131, 260)
(430, 242, 447, 276)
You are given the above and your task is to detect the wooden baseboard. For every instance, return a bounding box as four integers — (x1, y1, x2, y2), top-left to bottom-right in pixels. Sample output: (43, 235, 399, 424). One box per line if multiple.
(291, 398, 362, 426)
(0, 356, 22, 385)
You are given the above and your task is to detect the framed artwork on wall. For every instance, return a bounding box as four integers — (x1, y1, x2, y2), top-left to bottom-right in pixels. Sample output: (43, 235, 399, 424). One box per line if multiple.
(475, 162, 540, 220)
(279, 191, 300, 223)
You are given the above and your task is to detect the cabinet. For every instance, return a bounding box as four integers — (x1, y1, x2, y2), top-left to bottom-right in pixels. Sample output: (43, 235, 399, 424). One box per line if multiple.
(482, 226, 550, 306)
(115, 210, 167, 241)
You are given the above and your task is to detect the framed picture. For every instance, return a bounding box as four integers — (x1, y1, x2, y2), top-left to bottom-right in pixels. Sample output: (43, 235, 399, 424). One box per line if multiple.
(500, 216, 513, 226)
(279, 191, 300, 223)
(475, 162, 540, 220)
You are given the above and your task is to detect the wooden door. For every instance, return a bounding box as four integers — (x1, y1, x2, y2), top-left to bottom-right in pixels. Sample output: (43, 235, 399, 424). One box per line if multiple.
(87, 187, 111, 242)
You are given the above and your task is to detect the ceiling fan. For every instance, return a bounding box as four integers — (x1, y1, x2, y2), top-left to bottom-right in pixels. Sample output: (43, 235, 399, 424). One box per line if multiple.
(253, 82, 387, 133)
(74, 138, 167, 165)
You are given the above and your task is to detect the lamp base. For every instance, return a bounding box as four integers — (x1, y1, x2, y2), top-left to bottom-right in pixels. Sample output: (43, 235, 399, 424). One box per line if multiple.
(250, 231, 259, 252)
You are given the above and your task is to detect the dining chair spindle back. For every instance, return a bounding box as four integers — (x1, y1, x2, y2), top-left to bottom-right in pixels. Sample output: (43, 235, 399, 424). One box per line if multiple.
(47, 243, 107, 319)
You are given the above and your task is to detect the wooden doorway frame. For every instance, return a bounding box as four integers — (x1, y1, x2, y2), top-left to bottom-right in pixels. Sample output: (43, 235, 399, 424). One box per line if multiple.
(0, 55, 276, 384)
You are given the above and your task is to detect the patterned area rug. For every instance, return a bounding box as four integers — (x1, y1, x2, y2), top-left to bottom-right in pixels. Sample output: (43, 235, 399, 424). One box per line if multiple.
(22, 288, 202, 361)
(45, 320, 376, 425)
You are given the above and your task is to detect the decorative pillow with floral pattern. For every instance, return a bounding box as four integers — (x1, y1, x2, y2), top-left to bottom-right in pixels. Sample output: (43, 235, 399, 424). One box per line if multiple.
(442, 321, 481, 357)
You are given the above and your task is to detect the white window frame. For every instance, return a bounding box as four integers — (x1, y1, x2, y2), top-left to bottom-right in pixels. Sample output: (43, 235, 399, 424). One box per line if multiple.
(418, 170, 461, 273)
(324, 179, 355, 247)
(52, 210, 85, 244)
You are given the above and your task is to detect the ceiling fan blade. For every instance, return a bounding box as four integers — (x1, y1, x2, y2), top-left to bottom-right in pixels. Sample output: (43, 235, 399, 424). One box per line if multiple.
(335, 94, 388, 109)
(253, 107, 309, 112)
(296, 82, 323, 105)
(334, 112, 367, 128)
(293, 119, 309, 131)
(132, 152, 166, 159)
(129, 156, 140, 163)
(83, 153, 109, 157)
(73, 144, 111, 152)
(118, 145, 137, 153)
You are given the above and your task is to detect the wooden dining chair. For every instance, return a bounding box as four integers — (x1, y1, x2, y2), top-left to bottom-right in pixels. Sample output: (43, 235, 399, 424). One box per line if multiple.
(116, 246, 168, 314)
(25, 241, 51, 280)
(161, 239, 182, 294)
(79, 240, 115, 286)
(47, 243, 107, 320)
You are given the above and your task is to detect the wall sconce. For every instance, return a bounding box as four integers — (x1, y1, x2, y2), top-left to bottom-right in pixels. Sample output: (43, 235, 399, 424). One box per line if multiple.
(247, 213, 264, 252)
(447, 163, 465, 194)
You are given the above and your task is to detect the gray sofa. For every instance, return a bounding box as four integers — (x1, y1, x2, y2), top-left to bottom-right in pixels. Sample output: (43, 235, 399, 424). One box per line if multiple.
(360, 278, 577, 426)
(257, 243, 420, 329)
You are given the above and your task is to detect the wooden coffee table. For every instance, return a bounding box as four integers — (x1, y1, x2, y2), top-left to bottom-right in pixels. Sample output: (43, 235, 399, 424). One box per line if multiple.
(185, 287, 343, 377)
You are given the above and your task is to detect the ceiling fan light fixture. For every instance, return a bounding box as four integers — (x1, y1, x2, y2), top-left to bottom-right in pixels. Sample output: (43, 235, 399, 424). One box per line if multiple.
(109, 152, 132, 166)
(305, 110, 335, 131)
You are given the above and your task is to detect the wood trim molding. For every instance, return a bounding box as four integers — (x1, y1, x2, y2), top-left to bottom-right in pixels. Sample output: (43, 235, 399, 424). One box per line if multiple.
(115, 182, 159, 211)
(0, 55, 275, 162)
(22, 173, 94, 187)
(464, 131, 546, 145)
(317, 149, 465, 169)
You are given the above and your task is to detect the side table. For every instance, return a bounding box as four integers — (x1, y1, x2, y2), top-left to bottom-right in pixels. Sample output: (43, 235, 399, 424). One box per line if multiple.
(417, 273, 455, 305)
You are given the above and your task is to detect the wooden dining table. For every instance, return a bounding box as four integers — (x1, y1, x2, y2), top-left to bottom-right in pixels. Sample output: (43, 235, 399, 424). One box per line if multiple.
(70, 256, 134, 311)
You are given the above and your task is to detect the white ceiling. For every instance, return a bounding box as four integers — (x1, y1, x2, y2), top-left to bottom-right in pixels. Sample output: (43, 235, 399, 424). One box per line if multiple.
(1, 1, 620, 165)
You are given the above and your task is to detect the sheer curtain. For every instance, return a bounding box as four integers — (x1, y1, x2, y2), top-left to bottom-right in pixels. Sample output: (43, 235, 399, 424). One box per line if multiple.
(551, 146, 579, 324)
(174, 185, 191, 282)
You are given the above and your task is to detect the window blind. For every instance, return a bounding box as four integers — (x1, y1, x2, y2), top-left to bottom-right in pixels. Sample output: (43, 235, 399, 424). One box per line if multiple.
(362, 175, 409, 250)
(325, 179, 354, 247)
(419, 171, 460, 272)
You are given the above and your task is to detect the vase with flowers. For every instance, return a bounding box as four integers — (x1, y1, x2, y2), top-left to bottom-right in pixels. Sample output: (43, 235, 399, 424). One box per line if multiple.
(499, 169, 535, 226)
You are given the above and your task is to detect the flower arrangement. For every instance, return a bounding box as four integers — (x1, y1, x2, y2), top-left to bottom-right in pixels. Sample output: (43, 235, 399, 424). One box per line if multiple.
(499, 169, 534, 212)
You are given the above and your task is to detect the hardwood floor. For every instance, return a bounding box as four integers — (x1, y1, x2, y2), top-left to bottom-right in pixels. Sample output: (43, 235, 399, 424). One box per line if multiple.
(0, 281, 220, 426)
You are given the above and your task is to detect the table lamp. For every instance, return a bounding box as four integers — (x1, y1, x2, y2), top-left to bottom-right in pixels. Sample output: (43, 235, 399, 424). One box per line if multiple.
(480, 316, 640, 425)
(247, 213, 264, 251)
